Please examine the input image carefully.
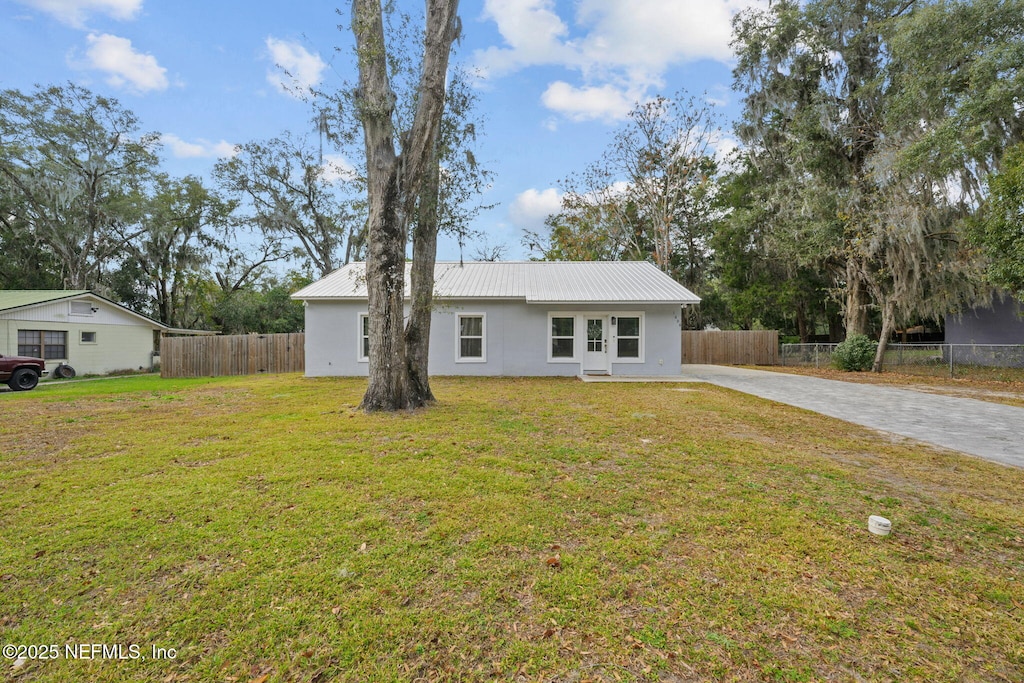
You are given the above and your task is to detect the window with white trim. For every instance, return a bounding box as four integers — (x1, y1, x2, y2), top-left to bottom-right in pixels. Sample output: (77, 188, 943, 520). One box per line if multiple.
(80, 331, 97, 344)
(616, 316, 641, 358)
(357, 313, 369, 361)
(457, 314, 485, 361)
(550, 316, 575, 359)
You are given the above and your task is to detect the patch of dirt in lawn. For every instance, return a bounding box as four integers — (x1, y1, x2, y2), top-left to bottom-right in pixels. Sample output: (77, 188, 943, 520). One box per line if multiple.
(0, 388, 255, 464)
(819, 435, 1024, 519)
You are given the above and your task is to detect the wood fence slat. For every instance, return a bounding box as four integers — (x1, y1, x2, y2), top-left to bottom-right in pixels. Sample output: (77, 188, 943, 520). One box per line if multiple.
(681, 331, 778, 366)
(160, 333, 305, 378)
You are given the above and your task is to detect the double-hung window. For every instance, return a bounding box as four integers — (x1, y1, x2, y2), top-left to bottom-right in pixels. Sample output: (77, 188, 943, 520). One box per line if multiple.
(615, 316, 641, 359)
(457, 314, 485, 362)
(357, 313, 370, 361)
(550, 316, 575, 359)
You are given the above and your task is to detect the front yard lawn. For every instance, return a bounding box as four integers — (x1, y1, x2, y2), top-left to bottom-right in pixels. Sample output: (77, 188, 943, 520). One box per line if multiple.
(2, 375, 1023, 681)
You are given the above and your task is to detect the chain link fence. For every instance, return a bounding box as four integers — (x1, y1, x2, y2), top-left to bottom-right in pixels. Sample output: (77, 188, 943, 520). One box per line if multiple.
(780, 343, 1024, 379)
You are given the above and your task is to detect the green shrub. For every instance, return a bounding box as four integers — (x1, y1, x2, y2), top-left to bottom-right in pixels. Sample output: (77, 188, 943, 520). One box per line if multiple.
(832, 334, 877, 371)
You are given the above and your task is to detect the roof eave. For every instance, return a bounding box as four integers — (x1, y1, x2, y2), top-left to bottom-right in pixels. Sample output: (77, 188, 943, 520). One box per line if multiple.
(526, 299, 702, 305)
(294, 295, 528, 302)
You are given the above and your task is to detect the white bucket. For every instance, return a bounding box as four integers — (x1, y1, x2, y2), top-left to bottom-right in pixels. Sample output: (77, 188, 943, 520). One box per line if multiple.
(868, 515, 891, 536)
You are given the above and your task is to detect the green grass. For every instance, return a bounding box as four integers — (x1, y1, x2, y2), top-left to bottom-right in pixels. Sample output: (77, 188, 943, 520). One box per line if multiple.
(2, 374, 1024, 682)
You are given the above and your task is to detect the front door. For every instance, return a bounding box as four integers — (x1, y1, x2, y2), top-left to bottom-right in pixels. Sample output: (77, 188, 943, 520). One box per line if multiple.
(583, 317, 608, 373)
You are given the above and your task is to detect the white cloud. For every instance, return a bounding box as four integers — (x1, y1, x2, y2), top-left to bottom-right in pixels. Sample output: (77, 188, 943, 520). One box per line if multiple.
(573, 0, 754, 77)
(265, 37, 326, 98)
(16, 0, 141, 27)
(474, 0, 576, 79)
(705, 85, 731, 108)
(540, 81, 637, 122)
(509, 187, 564, 234)
(474, 0, 765, 120)
(161, 134, 236, 159)
(82, 33, 168, 93)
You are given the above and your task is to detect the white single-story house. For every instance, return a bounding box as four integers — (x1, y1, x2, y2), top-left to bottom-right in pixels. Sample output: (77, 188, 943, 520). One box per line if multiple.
(0, 290, 167, 375)
(292, 261, 700, 377)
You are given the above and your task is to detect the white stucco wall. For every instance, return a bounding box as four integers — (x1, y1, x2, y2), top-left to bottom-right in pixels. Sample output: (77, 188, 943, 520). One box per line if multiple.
(303, 299, 683, 377)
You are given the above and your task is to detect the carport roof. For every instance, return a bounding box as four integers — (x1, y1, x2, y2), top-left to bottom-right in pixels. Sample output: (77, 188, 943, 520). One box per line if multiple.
(292, 261, 701, 305)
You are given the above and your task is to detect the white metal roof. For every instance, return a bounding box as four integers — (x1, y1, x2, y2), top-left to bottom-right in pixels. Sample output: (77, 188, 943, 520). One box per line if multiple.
(292, 261, 700, 305)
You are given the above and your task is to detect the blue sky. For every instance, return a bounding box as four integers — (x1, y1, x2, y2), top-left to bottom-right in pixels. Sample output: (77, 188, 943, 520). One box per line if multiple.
(1, 0, 757, 261)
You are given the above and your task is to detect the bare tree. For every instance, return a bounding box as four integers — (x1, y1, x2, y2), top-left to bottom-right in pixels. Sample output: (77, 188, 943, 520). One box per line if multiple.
(472, 239, 507, 262)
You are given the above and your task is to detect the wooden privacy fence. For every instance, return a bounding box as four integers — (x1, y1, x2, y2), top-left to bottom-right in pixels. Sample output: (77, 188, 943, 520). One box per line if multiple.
(161, 333, 305, 378)
(681, 330, 778, 366)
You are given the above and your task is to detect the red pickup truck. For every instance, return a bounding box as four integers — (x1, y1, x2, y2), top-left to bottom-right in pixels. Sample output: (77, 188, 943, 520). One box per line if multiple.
(0, 354, 48, 391)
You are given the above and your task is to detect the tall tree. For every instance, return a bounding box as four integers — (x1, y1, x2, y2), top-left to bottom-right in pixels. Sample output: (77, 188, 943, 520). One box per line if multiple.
(732, 0, 897, 337)
(350, 0, 460, 411)
(538, 92, 720, 289)
(213, 132, 367, 278)
(405, 67, 491, 401)
(319, 14, 490, 403)
(0, 83, 158, 289)
(970, 143, 1024, 299)
(731, 0, 1023, 359)
(119, 175, 234, 328)
(860, 0, 1023, 368)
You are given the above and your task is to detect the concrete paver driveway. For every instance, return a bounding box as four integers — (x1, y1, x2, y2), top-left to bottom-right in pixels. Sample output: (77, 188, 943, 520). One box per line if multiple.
(679, 365, 1024, 468)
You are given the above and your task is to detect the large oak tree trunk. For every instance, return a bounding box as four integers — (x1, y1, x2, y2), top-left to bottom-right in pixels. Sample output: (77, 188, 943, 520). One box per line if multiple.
(362, 171, 414, 411)
(352, 0, 411, 411)
(351, 0, 459, 411)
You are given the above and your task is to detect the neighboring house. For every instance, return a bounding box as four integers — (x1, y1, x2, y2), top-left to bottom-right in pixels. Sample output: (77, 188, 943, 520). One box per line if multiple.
(292, 261, 700, 377)
(945, 294, 1024, 344)
(0, 290, 167, 375)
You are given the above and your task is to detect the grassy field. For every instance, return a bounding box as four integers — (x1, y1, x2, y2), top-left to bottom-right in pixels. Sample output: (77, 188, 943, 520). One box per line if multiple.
(2, 374, 1024, 682)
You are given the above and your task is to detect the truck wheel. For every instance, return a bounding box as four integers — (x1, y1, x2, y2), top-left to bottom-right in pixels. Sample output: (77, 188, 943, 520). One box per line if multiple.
(9, 368, 39, 391)
(55, 364, 76, 379)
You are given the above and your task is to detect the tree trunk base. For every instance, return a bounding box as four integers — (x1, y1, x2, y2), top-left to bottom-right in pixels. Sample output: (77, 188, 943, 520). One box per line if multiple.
(359, 391, 428, 413)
